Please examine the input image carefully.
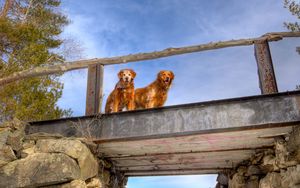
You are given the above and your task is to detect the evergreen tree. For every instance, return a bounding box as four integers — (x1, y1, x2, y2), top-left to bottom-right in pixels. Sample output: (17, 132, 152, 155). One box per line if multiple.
(284, 0, 300, 90)
(0, 0, 72, 122)
(284, 0, 300, 54)
(284, 0, 300, 31)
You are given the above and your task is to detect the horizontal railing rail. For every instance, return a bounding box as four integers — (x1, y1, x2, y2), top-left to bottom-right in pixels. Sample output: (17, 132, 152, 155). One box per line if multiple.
(0, 31, 299, 86)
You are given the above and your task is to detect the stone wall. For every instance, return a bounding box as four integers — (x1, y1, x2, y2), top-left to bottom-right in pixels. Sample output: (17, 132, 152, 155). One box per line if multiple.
(216, 126, 300, 188)
(0, 119, 127, 188)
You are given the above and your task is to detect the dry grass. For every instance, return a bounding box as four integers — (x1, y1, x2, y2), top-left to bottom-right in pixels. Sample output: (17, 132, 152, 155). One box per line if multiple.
(70, 114, 103, 140)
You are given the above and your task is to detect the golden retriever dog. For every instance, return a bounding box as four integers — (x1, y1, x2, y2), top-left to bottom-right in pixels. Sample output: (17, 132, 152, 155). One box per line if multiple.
(105, 69, 136, 113)
(134, 70, 174, 109)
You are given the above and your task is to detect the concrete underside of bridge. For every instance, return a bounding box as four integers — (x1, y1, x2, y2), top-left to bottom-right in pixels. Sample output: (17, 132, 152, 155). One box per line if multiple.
(27, 91, 300, 176)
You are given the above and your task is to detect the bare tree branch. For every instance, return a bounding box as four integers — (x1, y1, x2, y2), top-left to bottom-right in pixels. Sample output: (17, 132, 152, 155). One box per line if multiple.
(0, 0, 14, 18)
(0, 31, 300, 86)
(21, 0, 33, 23)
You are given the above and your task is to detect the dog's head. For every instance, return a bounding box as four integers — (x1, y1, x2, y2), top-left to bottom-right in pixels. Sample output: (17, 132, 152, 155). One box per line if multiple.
(157, 70, 174, 89)
(118, 69, 136, 84)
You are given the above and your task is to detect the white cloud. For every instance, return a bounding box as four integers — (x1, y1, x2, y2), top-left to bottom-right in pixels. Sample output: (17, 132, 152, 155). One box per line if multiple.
(62, 14, 107, 58)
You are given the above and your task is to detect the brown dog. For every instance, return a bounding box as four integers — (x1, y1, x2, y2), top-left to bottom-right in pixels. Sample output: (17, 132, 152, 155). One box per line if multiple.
(105, 69, 136, 113)
(134, 70, 174, 109)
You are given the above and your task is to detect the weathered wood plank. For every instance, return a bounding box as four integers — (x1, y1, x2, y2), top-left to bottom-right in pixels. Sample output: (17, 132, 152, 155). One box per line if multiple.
(113, 149, 255, 167)
(85, 64, 104, 115)
(124, 169, 226, 176)
(97, 64, 104, 113)
(119, 162, 239, 171)
(98, 126, 291, 157)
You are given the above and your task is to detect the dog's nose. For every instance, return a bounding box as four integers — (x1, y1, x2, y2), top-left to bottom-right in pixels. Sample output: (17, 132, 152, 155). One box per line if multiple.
(125, 77, 130, 82)
(165, 77, 170, 81)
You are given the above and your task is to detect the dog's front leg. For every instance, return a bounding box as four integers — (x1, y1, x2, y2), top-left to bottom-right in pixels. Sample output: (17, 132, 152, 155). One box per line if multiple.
(127, 96, 135, 111)
(145, 101, 155, 109)
(112, 98, 119, 113)
(144, 92, 155, 109)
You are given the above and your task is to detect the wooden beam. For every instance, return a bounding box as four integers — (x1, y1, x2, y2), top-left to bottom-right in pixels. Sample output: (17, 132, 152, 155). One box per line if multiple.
(0, 31, 299, 86)
(254, 40, 278, 94)
(97, 65, 104, 113)
(124, 168, 229, 176)
(85, 64, 104, 115)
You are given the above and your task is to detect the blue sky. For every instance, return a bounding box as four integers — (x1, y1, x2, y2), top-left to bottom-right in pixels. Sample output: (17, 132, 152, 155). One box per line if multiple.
(57, 1, 300, 187)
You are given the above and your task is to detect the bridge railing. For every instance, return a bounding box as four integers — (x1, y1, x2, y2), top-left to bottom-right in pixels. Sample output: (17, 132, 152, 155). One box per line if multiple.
(0, 32, 299, 115)
(84, 32, 297, 115)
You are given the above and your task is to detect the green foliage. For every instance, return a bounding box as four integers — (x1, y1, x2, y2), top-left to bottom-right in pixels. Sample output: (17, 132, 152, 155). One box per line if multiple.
(284, 0, 300, 31)
(284, 0, 300, 54)
(0, 0, 72, 122)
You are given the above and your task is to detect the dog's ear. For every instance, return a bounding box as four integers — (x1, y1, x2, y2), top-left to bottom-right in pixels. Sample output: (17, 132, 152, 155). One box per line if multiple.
(118, 70, 124, 79)
(170, 71, 175, 80)
(169, 71, 175, 85)
(157, 70, 164, 78)
(129, 69, 136, 78)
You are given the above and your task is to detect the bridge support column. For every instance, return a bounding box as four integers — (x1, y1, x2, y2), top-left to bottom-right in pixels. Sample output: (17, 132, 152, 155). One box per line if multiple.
(0, 119, 127, 188)
(85, 64, 104, 115)
(254, 40, 278, 94)
(96, 164, 127, 188)
(215, 173, 229, 188)
(107, 171, 128, 188)
(227, 125, 300, 188)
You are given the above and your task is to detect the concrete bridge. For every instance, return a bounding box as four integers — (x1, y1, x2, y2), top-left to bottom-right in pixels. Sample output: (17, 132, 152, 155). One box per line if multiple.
(27, 91, 300, 176)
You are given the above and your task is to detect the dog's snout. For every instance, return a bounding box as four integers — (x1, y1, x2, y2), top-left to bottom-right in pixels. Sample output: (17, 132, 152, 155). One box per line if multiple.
(124, 76, 131, 82)
(165, 77, 170, 81)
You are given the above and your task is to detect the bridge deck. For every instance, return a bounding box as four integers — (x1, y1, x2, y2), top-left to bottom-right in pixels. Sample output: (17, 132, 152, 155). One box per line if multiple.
(27, 91, 300, 176)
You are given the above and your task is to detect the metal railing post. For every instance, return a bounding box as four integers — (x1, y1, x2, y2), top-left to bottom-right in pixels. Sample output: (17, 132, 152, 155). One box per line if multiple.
(254, 40, 278, 94)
